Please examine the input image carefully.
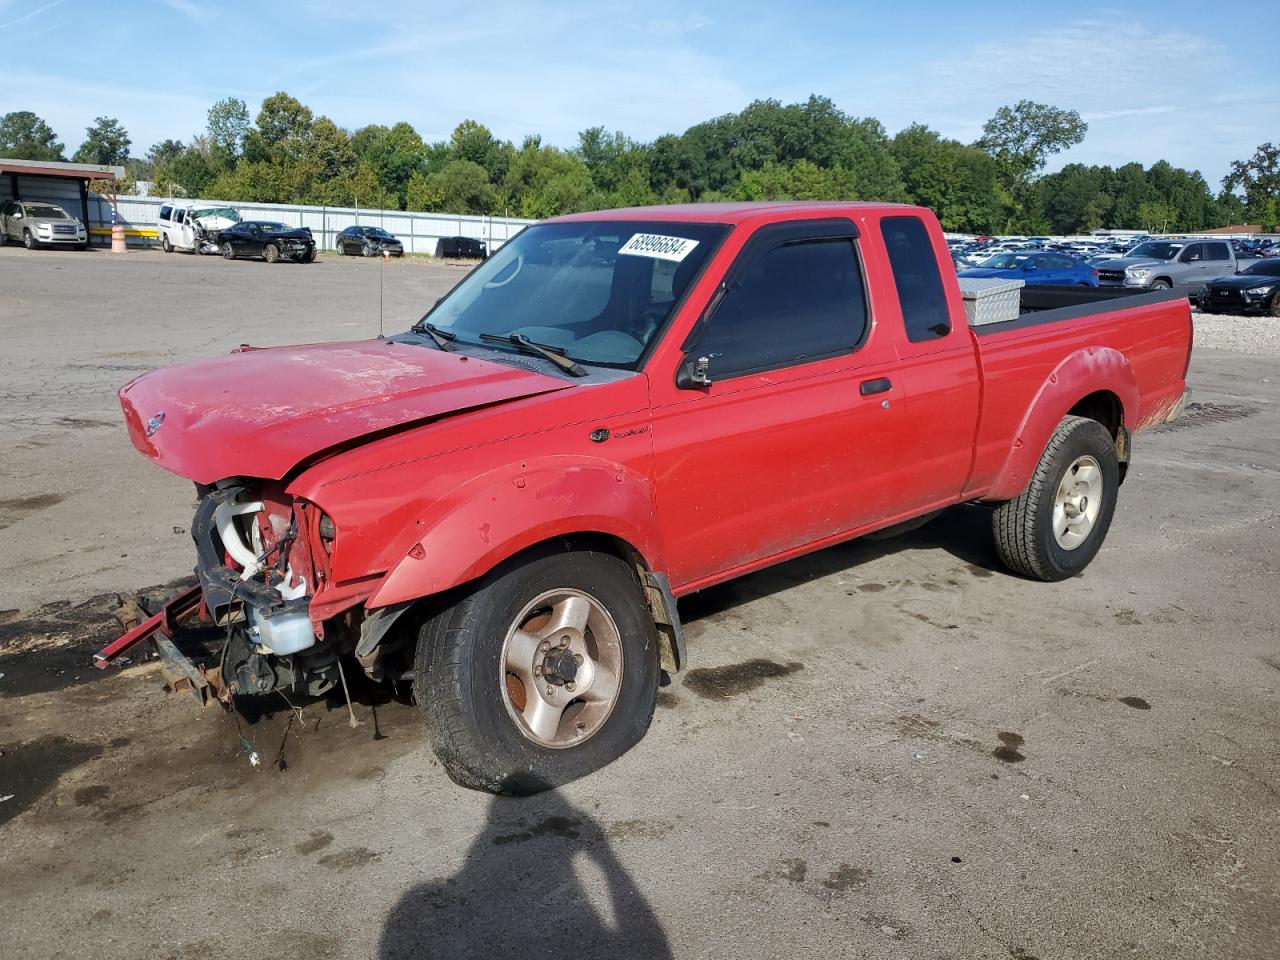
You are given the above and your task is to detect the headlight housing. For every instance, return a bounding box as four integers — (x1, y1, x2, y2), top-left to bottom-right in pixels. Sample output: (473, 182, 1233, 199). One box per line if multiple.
(1128, 268, 1150, 280)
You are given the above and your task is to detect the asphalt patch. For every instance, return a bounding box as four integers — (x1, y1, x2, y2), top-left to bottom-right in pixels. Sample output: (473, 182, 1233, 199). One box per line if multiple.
(993, 731, 1026, 763)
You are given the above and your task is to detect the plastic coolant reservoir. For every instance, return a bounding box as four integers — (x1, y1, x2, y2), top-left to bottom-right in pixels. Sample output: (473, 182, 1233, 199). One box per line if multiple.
(249, 608, 316, 655)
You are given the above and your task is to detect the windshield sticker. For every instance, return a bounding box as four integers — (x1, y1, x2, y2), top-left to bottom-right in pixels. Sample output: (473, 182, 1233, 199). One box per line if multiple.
(618, 233, 699, 262)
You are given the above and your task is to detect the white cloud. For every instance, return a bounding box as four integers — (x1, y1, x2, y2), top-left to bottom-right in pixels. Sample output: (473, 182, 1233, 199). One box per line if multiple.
(0, 0, 64, 31)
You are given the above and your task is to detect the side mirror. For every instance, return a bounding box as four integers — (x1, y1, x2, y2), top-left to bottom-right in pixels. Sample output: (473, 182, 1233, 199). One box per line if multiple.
(676, 354, 713, 390)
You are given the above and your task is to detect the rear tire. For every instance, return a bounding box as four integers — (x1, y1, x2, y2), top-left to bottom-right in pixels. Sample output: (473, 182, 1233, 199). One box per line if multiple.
(992, 416, 1119, 582)
(1270, 293, 1280, 318)
(414, 549, 659, 794)
(263, 243, 280, 264)
(162, 235, 172, 253)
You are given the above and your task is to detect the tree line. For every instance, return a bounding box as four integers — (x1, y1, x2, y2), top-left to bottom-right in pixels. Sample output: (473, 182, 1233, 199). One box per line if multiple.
(1, 94, 1276, 233)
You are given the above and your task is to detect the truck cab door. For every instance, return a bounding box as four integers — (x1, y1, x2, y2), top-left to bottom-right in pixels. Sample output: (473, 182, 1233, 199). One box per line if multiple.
(870, 214, 982, 511)
(649, 218, 903, 591)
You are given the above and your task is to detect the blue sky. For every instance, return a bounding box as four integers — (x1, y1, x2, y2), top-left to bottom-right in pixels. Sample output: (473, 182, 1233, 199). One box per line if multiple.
(3, 0, 1273, 188)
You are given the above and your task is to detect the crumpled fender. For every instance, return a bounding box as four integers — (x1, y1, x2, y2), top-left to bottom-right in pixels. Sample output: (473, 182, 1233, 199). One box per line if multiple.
(986, 345, 1139, 501)
(368, 456, 666, 607)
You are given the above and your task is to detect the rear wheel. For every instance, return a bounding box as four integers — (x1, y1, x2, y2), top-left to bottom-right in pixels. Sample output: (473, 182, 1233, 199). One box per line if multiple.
(162, 234, 172, 253)
(992, 416, 1119, 582)
(263, 243, 281, 264)
(1270, 293, 1280, 318)
(415, 549, 659, 794)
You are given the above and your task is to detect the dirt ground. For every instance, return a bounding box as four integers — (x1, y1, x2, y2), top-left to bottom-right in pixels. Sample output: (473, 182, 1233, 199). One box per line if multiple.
(1, 246, 1277, 960)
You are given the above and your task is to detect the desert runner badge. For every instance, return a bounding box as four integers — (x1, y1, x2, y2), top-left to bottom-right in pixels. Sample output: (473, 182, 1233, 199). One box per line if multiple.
(618, 233, 699, 262)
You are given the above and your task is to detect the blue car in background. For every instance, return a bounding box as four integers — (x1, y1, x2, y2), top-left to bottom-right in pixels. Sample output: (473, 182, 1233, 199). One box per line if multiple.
(959, 250, 1099, 286)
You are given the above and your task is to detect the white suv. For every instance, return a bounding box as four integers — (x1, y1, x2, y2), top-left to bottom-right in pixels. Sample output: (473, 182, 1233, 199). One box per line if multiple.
(0, 200, 88, 250)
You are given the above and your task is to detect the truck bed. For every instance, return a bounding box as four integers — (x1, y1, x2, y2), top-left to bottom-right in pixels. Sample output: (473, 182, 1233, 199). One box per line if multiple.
(964, 286, 1192, 500)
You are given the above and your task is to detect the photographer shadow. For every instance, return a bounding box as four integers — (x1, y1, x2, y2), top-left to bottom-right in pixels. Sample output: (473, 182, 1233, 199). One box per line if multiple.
(379, 778, 672, 959)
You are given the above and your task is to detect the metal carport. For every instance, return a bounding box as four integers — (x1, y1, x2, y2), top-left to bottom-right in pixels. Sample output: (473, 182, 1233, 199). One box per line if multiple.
(0, 158, 124, 248)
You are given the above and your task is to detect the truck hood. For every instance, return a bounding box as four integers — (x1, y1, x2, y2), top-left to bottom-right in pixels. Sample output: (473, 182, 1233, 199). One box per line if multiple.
(119, 339, 573, 484)
(1098, 257, 1166, 271)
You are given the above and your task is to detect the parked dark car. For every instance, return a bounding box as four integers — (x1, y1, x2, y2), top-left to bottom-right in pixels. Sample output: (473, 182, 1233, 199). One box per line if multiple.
(438, 235, 487, 259)
(336, 225, 404, 257)
(219, 221, 316, 263)
(1198, 259, 1280, 316)
(959, 250, 1099, 286)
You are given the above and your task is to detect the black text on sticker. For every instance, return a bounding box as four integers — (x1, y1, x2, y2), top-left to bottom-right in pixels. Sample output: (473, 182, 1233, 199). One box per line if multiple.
(618, 233, 699, 262)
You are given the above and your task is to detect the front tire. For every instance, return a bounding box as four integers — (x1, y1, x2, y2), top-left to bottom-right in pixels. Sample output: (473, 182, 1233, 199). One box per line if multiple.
(361, 242, 374, 258)
(992, 416, 1119, 582)
(23, 229, 37, 250)
(263, 243, 280, 264)
(415, 549, 659, 794)
(1149, 279, 1171, 291)
(221, 242, 235, 260)
(1270, 293, 1280, 318)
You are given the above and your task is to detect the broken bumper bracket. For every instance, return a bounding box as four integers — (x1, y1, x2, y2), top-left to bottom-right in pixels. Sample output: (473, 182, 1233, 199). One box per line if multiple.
(93, 583, 204, 670)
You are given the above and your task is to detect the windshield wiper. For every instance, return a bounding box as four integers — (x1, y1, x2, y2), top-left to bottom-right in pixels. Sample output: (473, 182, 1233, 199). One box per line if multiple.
(411, 321, 456, 351)
(478, 332, 588, 377)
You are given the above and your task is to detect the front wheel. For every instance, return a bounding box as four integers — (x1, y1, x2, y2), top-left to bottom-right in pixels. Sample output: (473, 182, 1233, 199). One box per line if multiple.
(1149, 279, 1171, 291)
(1270, 293, 1280, 318)
(23, 230, 37, 250)
(221, 242, 235, 260)
(415, 549, 659, 794)
(361, 242, 374, 258)
(992, 416, 1119, 581)
(263, 243, 280, 264)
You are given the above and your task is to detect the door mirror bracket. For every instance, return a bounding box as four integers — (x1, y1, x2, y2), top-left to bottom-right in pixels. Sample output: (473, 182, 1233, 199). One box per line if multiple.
(677, 355, 713, 390)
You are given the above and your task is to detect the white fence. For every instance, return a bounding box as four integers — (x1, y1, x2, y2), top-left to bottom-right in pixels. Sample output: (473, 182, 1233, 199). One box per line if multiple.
(87, 193, 537, 255)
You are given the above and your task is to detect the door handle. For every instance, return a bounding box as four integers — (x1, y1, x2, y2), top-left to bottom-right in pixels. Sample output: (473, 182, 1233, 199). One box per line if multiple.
(860, 377, 892, 396)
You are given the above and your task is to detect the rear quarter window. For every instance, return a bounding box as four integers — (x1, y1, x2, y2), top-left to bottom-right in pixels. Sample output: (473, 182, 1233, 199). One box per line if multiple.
(159, 205, 172, 221)
(880, 216, 951, 343)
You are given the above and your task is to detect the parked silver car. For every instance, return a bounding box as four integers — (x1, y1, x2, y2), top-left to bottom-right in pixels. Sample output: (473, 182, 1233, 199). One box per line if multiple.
(1095, 239, 1235, 297)
(0, 200, 88, 250)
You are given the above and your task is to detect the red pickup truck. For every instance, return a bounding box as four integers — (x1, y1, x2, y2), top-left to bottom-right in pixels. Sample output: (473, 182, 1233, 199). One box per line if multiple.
(103, 202, 1191, 793)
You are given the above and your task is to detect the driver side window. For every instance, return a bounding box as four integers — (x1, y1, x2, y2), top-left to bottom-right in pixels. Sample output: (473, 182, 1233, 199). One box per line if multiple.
(1181, 244, 1202, 262)
(692, 235, 867, 380)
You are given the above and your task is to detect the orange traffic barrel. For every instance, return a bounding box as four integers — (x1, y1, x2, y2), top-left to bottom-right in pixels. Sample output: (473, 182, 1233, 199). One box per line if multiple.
(110, 223, 126, 253)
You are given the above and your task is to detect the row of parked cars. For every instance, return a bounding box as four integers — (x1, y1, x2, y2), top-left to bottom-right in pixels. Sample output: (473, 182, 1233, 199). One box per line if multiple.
(951, 234, 1280, 316)
(155, 203, 487, 263)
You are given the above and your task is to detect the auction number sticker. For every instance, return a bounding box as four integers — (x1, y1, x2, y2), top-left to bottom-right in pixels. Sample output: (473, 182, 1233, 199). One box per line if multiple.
(618, 233, 699, 262)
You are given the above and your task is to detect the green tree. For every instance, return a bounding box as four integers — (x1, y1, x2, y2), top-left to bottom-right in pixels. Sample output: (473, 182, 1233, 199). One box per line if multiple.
(450, 120, 512, 183)
(425, 159, 496, 215)
(0, 110, 64, 160)
(504, 138, 596, 218)
(207, 97, 250, 160)
(1223, 142, 1280, 230)
(353, 121, 428, 207)
(146, 138, 185, 166)
(72, 116, 131, 166)
(976, 100, 1087, 184)
(1136, 199, 1177, 233)
(152, 147, 218, 198)
(248, 92, 314, 162)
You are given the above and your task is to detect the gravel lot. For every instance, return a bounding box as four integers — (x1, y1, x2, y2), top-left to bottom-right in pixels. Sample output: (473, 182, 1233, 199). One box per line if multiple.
(1, 247, 1277, 960)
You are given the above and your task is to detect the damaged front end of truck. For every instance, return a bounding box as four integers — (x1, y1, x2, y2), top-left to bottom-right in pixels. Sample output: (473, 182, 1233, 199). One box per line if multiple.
(96, 477, 413, 706)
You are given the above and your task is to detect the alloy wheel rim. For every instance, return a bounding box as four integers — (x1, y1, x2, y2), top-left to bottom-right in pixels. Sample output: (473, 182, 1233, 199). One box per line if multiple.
(499, 588, 623, 749)
(1053, 455, 1103, 550)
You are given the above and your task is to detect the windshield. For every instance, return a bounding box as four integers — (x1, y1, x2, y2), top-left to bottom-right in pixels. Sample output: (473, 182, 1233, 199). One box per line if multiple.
(27, 204, 69, 219)
(366, 227, 394, 239)
(981, 253, 1033, 269)
(422, 220, 729, 368)
(259, 222, 290, 232)
(192, 207, 240, 222)
(1128, 241, 1183, 260)
(1243, 260, 1280, 277)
